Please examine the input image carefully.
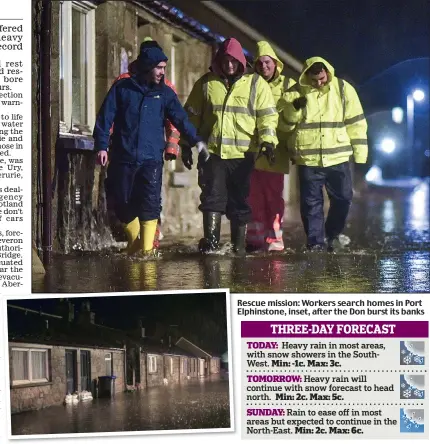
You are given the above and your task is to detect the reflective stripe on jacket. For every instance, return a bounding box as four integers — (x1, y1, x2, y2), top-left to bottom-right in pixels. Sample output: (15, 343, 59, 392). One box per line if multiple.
(254, 40, 296, 174)
(183, 72, 278, 159)
(278, 56, 368, 167)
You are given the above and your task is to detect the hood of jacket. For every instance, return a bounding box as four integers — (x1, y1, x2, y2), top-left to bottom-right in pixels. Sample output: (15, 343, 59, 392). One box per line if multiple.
(254, 41, 283, 80)
(298, 56, 335, 87)
(210, 37, 247, 78)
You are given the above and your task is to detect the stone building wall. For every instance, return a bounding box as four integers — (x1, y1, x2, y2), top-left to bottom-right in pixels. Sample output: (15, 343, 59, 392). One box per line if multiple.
(146, 353, 164, 387)
(138, 347, 147, 389)
(210, 357, 221, 374)
(9, 342, 125, 413)
(164, 355, 181, 384)
(90, 348, 125, 394)
(9, 344, 65, 413)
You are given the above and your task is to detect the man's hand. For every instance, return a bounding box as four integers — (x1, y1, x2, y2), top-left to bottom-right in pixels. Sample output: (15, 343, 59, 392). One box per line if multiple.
(292, 96, 307, 110)
(181, 146, 193, 170)
(259, 142, 276, 165)
(97, 151, 108, 166)
(196, 141, 210, 164)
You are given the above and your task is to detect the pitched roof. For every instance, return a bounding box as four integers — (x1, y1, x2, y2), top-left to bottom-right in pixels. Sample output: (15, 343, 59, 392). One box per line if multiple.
(176, 336, 216, 358)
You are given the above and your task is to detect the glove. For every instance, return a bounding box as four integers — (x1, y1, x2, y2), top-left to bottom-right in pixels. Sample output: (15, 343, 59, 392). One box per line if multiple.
(196, 141, 210, 164)
(259, 142, 276, 166)
(181, 146, 193, 170)
(165, 152, 177, 161)
(164, 143, 179, 161)
(292, 96, 307, 110)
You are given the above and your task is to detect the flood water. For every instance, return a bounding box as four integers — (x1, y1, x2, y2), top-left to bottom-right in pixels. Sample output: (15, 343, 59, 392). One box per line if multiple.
(11, 376, 230, 435)
(34, 183, 430, 294)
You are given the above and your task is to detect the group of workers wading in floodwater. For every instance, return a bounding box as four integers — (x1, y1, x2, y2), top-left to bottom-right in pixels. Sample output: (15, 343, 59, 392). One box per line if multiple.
(94, 36, 368, 257)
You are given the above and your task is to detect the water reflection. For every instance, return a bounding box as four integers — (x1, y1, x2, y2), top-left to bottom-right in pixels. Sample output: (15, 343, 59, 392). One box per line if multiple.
(382, 200, 395, 233)
(12, 377, 230, 435)
(404, 252, 430, 293)
(378, 257, 403, 292)
(34, 186, 430, 294)
(408, 181, 429, 232)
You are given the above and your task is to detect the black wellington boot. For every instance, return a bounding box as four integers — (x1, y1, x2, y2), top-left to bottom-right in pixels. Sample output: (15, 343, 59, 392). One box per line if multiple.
(231, 221, 247, 256)
(198, 212, 222, 253)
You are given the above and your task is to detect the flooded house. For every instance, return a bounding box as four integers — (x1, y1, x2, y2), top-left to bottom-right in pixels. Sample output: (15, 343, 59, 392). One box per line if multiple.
(139, 341, 198, 387)
(8, 302, 126, 414)
(126, 320, 219, 388)
(32, 0, 302, 263)
(8, 299, 224, 413)
(176, 336, 221, 377)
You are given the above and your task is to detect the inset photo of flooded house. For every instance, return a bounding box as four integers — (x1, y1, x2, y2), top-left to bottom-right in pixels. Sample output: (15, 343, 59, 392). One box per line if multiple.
(6, 290, 232, 437)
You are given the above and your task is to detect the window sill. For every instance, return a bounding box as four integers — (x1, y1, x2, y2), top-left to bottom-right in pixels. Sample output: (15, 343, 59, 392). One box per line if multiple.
(11, 381, 52, 389)
(57, 133, 95, 152)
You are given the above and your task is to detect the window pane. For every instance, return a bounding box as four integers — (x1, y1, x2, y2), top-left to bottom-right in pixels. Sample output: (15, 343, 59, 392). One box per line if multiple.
(105, 353, 112, 376)
(149, 356, 156, 373)
(31, 351, 47, 380)
(12, 350, 28, 381)
(71, 7, 87, 126)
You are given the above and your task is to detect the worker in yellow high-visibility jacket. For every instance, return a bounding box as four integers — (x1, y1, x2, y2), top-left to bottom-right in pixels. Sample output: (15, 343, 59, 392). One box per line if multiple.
(279, 57, 368, 252)
(247, 41, 296, 252)
(181, 38, 279, 255)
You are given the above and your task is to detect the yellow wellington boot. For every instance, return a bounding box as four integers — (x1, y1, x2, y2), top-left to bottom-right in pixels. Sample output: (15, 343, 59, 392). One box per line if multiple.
(122, 217, 140, 254)
(140, 219, 158, 256)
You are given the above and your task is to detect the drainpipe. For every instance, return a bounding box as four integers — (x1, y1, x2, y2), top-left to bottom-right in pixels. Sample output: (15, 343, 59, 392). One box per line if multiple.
(202, 1, 303, 73)
(40, 0, 52, 265)
(144, 349, 148, 389)
(123, 344, 127, 391)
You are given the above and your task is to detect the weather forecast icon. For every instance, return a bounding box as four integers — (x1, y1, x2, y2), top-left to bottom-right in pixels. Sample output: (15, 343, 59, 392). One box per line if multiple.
(400, 341, 425, 366)
(400, 409, 424, 433)
(400, 375, 425, 399)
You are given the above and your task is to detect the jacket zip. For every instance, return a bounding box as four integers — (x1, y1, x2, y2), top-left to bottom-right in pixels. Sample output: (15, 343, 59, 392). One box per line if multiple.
(130, 76, 151, 164)
(220, 79, 238, 155)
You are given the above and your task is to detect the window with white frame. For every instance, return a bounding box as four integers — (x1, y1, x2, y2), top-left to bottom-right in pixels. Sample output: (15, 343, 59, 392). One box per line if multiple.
(11, 348, 49, 385)
(169, 40, 176, 87)
(104, 352, 112, 376)
(148, 355, 157, 373)
(59, 0, 96, 133)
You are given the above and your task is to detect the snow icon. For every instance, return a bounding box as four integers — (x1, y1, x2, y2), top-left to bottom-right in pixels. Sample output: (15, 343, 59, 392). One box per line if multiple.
(400, 409, 424, 433)
(400, 341, 425, 366)
(400, 375, 425, 400)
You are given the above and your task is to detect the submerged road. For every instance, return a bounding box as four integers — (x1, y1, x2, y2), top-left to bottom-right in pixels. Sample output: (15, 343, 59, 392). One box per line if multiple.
(11, 377, 230, 435)
(34, 182, 429, 294)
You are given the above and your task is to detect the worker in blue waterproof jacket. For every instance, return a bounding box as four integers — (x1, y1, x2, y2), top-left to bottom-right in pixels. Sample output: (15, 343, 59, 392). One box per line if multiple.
(93, 41, 208, 256)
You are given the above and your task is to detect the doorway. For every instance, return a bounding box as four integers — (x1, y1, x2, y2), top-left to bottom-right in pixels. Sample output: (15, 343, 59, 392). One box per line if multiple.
(65, 350, 77, 394)
(80, 350, 91, 391)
